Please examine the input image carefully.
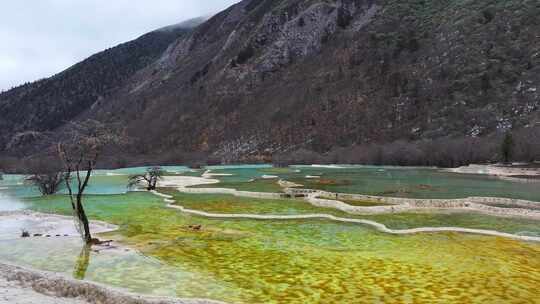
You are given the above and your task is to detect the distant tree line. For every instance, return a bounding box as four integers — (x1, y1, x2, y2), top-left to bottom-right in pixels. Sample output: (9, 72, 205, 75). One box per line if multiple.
(2, 128, 538, 174)
(273, 127, 540, 168)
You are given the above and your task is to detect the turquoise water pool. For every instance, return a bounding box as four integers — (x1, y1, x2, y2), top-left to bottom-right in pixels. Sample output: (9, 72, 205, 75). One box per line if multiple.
(1, 165, 539, 303)
(5, 165, 540, 201)
(200, 165, 540, 201)
(0, 165, 190, 198)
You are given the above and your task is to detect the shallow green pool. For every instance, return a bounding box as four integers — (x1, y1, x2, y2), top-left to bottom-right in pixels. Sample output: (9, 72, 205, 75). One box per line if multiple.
(0, 192, 534, 303)
(191, 178, 284, 193)
(157, 190, 540, 236)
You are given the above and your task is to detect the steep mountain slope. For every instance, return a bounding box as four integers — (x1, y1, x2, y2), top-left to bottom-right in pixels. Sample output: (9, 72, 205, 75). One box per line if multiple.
(2, 0, 539, 163)
(89, 0, 539, 162)
(0, 18, 204, 151)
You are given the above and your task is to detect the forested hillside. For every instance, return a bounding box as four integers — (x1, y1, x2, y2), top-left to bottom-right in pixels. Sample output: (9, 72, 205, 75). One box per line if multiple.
(1, 1, 538, 166)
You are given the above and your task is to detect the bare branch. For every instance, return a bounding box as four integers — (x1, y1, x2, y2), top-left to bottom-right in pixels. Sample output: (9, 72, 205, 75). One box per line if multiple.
(127, 166, 165, 191)
(24, 156, 66, 196)
(54, 119, 126, 244)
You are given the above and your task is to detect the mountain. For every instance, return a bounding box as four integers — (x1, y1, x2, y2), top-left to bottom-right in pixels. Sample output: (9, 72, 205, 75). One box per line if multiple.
(0, 18, 203, 151)
(1, 0, 539, 164)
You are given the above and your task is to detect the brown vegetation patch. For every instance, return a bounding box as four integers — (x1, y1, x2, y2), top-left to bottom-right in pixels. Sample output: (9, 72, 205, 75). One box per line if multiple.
(319, 196, 395, 207)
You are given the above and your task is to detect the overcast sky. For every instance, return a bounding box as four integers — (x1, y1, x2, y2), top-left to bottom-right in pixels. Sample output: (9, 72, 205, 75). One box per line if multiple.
(0, 0, 239, 92)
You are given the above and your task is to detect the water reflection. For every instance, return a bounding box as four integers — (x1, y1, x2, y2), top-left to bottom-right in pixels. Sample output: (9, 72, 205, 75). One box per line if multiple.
(0, 192, 24, 212)
(73, 245, 91, 280)
(0, 236, 234, 300)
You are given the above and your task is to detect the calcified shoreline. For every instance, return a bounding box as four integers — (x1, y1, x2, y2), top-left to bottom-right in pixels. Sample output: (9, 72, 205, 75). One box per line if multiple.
(448, 164, 540, 178)
(0, 210, 118, 240)
(0, 262, 224, 304)
(0, 210, 224, 304)
(157, 174, 540, 220)
(303, 191, 540, 220)
(150, 190, 540, 243)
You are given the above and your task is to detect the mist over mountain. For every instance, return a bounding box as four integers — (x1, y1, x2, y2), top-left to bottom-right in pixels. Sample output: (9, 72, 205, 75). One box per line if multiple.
(1, 0, 539, 165)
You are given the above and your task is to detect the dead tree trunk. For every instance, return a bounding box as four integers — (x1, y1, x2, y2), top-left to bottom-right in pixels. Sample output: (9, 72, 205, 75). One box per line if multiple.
(64, 161, 94, 244)
(76, 193, 92, 243)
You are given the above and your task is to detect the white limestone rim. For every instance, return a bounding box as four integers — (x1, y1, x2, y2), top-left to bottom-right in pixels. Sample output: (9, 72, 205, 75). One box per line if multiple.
(181, 188, 540, 220)
(181, 187, 281, 199)
(157, 175, 540, 219)
(0, 262, 225, 304)
(157, 176, 220, 188)
(158, 176, 540, 213)
(165, 202, 540, 242)
(447, 164, 540, 176)
(0, 210, 118, 240)
(201, 170, 234, 178)
(446, 164, 540, 182)
(305, 191, 540, 220)
(277, 179, 303, 188)
(149, 190, 540, 243)
(150, 190, 174, 199)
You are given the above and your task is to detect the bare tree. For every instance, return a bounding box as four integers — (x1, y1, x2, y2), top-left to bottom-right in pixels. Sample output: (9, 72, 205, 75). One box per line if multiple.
(24, 157, 66, 195)
(127, 166, 164, 191)
(57, 120, 121, 244)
